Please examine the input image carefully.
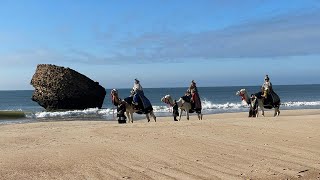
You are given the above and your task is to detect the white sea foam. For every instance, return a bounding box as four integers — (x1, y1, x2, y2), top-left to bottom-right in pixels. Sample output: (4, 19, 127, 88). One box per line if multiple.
(35, 108, 114, 119)
(201, 100, 246, 110)
(30, 100, 320, 119)
(153, 100, 320, 113)
(152, 100, 247, 113)
(282, 101, 320, 107)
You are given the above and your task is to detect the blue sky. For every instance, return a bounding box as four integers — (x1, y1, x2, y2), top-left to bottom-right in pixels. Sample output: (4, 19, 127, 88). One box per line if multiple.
(1, 0, 320, 90)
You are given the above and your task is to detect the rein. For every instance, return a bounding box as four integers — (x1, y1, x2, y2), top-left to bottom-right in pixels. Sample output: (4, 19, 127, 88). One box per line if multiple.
(240, 92, 250, 105)
(164, 97, 174, 107)
(110, 92, 120, 106)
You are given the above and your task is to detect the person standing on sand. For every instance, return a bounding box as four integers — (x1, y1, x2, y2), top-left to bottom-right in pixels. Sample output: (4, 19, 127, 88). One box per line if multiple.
(172, 100, 179, 121)
(249, 94, 258, 117)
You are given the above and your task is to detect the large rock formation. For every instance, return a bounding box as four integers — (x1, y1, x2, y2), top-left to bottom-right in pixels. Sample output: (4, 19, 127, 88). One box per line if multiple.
(30, 64, 106, 110)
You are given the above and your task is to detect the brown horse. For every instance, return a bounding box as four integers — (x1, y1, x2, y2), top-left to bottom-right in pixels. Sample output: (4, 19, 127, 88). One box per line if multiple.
(110, 89, 156, 123)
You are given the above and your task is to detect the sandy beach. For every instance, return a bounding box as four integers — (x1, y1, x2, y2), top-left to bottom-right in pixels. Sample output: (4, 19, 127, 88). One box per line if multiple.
(1, 109, 320, 180)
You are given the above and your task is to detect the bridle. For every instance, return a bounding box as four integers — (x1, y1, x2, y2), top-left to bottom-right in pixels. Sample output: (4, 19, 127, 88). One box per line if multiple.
(162, 96, 174, 107)
(110, 89, 120, 106)
(239, 91, 250, 104)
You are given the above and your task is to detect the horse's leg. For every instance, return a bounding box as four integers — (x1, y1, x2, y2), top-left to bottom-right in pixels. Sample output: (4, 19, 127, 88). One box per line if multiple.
(186, 110, 189, 120)
(274, 106, 280, 116)
(197, 111, 202, 120)
(261, 106, 265, 117)
(150, 111, 156, 122)
(146, 113, 150, 122)
(112, 107, 116, 120)
(130, 112, 134, 123)
(259, 100, 265, 117)
(125, 111, 130, 123)
(197, 112, 203, 120)
(179, 109, 183, 121)
(196, 111, 201, 120)
(273, 108, 277, 117)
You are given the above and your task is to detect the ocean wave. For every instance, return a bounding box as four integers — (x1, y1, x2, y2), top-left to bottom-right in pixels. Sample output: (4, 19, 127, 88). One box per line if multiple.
(152, 100, 248, 113)
(153, 100, 320, 112)
(282, 101, 320, 107)
(34, 108, 114, 119)
(22, 100, 320, 120)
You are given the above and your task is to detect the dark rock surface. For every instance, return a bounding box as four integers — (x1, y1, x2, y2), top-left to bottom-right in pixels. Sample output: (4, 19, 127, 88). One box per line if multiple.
(30, 64, 106, 110)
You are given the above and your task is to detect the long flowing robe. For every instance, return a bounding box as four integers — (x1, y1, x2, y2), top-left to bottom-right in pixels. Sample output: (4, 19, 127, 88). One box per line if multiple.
(133, 90, 153, 113)
(192, 92, 202, 111)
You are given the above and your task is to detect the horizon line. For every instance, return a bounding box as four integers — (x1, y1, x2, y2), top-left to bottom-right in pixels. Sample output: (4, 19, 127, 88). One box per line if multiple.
(1, 83, 319, 91)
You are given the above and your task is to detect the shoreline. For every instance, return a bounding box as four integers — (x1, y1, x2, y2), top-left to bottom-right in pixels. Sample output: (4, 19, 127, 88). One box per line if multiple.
(1, 107, 320, 123)
(1, 109, 320, 179)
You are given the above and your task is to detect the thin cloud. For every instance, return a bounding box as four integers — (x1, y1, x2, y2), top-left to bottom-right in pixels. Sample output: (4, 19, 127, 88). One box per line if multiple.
(72, 10, 320, 65)
(2, 10, 319, 66)
(115, 10, 320, 61)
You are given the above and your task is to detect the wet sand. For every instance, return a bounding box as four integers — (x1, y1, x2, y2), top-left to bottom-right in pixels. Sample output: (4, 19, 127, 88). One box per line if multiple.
(1, 109, 320, 179)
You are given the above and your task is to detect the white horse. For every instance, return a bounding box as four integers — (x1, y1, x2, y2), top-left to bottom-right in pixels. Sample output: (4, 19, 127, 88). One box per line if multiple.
(161, 95, 203, 120)
(236, 89, 280, 117)
(111, 89, 156, 123)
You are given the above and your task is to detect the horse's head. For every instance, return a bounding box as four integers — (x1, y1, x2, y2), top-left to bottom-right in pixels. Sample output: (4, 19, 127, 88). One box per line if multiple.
(161, 95, 174, 106)
(110, 89, 120, 106)
(111, 88, 118, 97)
(236, 89, 250, 104)
(236, 89, 245, 96)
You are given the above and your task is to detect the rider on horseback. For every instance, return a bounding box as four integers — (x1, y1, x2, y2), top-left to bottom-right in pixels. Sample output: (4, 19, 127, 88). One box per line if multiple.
(188, 80, 202, 113)
(132, 78, 143, 109)
(188, 80, 198, 93)
(133, 78, 143, 93)
(262, 75, 272, 98)
(131, 79, 153, 114)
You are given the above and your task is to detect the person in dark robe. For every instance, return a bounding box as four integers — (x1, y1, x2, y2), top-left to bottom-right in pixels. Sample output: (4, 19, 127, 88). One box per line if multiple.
(172, 100, 179, 121)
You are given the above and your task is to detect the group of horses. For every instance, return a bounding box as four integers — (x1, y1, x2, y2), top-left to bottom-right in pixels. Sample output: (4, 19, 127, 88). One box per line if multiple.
(110, 89, 204, 123)
(110, 88, 281, 123)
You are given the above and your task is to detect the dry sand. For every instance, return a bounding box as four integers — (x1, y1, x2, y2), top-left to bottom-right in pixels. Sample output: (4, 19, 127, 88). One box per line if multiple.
(1, 109, 320, 180)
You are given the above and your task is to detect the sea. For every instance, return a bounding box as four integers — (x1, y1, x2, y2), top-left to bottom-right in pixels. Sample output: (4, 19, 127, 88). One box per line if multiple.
(1, 84, 320, 124)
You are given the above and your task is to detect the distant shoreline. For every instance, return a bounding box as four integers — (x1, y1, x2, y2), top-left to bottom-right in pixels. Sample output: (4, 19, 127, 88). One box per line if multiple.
(1, 83, 320, 91)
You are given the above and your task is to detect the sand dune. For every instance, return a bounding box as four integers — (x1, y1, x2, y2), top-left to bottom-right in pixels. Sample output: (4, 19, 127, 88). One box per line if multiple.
(1, 109, 320, 179)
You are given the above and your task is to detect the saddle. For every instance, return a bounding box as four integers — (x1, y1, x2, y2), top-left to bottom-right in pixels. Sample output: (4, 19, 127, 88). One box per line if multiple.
(255, 91, 280, 109)
(131, 91, 153, 114)
(181, 95, 191, 103)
